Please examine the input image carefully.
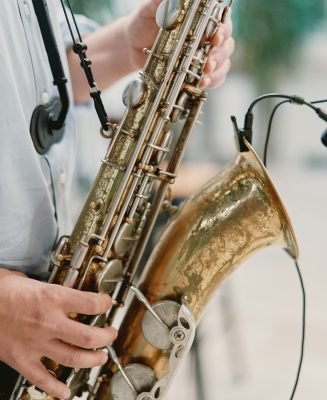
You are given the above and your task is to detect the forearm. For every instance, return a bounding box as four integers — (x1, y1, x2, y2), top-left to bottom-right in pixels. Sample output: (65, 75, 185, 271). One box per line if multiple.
(67, 16, 135, 104)
(0, 267, 26, 279)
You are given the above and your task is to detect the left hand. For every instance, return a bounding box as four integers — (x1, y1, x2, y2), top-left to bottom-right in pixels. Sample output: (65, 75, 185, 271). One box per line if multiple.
(201, 18, 235, 88)
(126, 0, 235, 89)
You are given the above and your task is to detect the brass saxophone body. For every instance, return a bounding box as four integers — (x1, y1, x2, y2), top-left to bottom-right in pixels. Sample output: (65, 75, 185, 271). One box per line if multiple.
(11, 0, 299, 399)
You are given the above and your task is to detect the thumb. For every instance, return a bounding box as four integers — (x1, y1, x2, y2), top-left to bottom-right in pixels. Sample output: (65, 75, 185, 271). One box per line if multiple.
(139, 0, 162, 19)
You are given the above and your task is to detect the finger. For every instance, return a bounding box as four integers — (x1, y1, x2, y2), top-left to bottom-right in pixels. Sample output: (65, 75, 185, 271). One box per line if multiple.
(212, 19, 233, 47)
(57, 320, 118, 350)
(139, 0, 162, 19)
(20, 361, 71, 399)
(222, 17, 233, 39)
(204, 37, 235, 74)
(44, 339, 108, 369)
(59, 289, 112, 315)
(205, 59, 231, 89)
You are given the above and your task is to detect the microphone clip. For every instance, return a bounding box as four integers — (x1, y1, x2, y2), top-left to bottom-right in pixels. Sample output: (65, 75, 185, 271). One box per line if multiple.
(231, 112, 253, 152)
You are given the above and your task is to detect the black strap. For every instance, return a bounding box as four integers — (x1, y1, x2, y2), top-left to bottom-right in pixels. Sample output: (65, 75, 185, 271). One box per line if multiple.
(31, 0, 69, 130)
(29, 0, 69, 154)
(60, 0, 110, 132)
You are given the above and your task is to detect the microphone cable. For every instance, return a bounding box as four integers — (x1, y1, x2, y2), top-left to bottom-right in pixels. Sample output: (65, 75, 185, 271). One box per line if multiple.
(232, 94, 327, 399)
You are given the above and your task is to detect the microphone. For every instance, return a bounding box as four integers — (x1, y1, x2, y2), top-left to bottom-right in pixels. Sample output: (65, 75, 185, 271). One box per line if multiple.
(321, 127, 327, 148)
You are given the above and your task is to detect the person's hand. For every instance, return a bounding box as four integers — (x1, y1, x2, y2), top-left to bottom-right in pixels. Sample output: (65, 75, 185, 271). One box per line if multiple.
(0, 270, 117, 399)
(201, 18, 235, 88)
(125, 0, 235, 89)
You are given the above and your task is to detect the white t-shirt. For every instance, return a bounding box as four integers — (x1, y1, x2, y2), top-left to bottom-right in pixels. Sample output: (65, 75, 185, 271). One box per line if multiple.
(0, 1, 79, 278)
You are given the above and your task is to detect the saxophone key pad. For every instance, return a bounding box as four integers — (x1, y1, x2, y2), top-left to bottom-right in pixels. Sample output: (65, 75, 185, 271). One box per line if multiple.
(142, 300, 180, 350)
(111, 364, 157, 400)
(114, 221, 138, 257)
(96, 259, 123, 294)
(123, 79, 147, 109)
(156, 0, 183, 30)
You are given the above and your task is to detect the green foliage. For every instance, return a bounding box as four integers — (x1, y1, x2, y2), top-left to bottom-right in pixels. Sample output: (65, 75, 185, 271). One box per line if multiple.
(234, 0, 326, 87)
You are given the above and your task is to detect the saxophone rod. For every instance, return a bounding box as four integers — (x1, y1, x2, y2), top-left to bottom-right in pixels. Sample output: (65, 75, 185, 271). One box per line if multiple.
(108, 97, 207, 322)
(96, 0, 205, 245)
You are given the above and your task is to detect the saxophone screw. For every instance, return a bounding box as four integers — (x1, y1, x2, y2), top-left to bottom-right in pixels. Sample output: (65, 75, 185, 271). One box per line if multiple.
(171, 327, 186, 343)
(139, 163, 155, 173)
(95, 245, 104, 255)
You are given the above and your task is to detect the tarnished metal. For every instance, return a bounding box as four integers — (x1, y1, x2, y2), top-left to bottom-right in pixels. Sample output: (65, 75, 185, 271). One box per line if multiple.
(92, 141, 298, 400)
(11, 0, 299, 399)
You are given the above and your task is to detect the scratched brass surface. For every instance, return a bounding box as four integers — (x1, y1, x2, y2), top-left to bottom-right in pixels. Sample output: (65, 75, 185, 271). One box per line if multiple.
(67, 1, 192, 255)
(14, 0, 300, 398)
(97, 144, 298, 398)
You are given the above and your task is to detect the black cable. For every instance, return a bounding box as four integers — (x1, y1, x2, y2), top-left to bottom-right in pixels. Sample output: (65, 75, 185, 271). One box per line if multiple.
(246, 93, 302, 115)
(59, 0, 76, 45)
(262, 97, 327, 166)
(289, 260, 306, 400)
(240, 94, 327, 152)
(239, 94, 327, 399)
(255, 97, 327, 397)
(64, 0, 83, 43)
(263, 100, 290, 167)
(311, 99, 327, 105)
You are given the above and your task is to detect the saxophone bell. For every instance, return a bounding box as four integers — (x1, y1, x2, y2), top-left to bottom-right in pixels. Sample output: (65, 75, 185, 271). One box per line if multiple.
(92, 138, 298, 400)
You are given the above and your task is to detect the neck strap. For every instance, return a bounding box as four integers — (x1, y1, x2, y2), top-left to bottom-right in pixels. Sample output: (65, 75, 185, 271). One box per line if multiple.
(30, 0, 69, 154)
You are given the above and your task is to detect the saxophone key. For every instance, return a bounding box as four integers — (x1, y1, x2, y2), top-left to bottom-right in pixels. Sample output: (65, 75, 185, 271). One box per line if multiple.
(171, 92, 189, 122)
(114, 221, 138, 257)
(122, 79, 147, 109)
(203, 3, 221, 41)
(96, 259, 123, 294)
(70, 241, 89, 269)
(156, 0, 184, 30)
(63, 268, 79, 288)
(111, 363, 157, 400)
(141, 300, 180, 350)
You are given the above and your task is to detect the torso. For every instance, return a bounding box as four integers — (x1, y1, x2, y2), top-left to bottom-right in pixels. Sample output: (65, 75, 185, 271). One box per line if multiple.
(0, 0, 76, 279)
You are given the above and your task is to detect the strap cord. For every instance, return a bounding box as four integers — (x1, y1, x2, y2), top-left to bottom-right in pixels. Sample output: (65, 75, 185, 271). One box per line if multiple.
(59, 0, 110, 132)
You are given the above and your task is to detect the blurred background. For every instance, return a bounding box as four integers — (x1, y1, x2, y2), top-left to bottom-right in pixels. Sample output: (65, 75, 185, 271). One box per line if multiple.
(68, 1, 327, 399)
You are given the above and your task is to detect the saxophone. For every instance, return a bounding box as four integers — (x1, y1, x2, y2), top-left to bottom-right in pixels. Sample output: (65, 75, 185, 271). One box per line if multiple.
(11, 0, 299, 399)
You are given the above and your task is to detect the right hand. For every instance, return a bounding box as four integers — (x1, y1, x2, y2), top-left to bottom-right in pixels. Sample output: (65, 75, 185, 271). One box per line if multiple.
(0, 270, 117, 399)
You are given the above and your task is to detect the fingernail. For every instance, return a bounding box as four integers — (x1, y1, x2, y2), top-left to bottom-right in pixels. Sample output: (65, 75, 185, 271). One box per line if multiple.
(113, 328, 118, 340)
(211, 60, 217, 72)
(218, 32, 225, 45)
(201, 76, 212, 88)
(223, 7, 232, 23)
(61, 387, 71, 399)
(101, 352, 109, 364)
